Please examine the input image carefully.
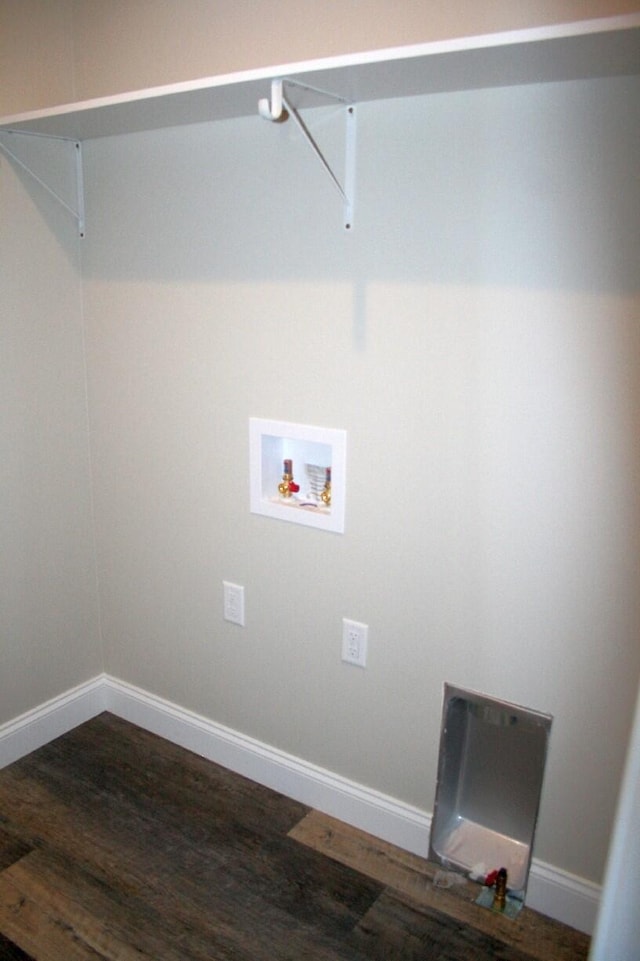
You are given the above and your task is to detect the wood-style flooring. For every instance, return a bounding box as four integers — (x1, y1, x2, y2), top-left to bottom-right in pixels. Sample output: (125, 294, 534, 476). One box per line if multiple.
(0, 713, 590, 960)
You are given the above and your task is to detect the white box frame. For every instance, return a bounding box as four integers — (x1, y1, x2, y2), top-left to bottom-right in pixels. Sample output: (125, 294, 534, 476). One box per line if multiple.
(249, 418, 347, 533)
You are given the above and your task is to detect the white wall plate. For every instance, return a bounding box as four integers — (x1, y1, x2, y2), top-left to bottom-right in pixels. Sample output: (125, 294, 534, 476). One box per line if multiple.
(249, 417, 346, 533)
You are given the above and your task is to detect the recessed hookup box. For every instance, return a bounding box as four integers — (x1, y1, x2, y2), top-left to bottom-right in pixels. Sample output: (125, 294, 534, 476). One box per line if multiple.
(429, 684, 552, 916)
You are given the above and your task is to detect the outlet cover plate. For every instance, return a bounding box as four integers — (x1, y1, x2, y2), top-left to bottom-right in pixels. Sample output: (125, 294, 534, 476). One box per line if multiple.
(223, 581, 245, 626)
(342, 618, 368, 667)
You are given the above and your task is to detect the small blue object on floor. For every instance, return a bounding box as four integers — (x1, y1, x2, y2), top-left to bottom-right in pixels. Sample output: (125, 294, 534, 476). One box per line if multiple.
(475, 885, 524, 920)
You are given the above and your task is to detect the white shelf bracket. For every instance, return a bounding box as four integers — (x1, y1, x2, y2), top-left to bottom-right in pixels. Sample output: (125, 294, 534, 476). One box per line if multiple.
(0, 130, 86, 238)
(259, 78, 356, 231)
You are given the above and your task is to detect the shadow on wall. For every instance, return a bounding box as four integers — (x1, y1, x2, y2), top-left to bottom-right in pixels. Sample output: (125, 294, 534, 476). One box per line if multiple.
(16, 75, 626, 296)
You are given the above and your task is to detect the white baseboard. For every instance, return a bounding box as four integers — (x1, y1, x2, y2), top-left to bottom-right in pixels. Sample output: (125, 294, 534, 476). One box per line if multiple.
(0, 674, 600, 935)
(101, 675, 430, 854)
(0, 675, 106, 769)
(525, 859, 601, 939)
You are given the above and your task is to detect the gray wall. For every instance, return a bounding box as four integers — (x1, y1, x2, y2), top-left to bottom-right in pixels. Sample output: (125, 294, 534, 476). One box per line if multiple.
(1, 0, 639, 898)
(79, 75, 640, 886)
(0, 136, 102, 721)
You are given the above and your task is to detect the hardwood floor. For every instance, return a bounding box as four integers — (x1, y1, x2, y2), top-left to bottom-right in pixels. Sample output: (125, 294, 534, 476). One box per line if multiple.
(0, 714, 590, 960)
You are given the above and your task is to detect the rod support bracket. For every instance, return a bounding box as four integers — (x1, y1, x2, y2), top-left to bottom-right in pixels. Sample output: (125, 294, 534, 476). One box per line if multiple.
(259, 78, 356, 231)
(0, 130, 85, 237)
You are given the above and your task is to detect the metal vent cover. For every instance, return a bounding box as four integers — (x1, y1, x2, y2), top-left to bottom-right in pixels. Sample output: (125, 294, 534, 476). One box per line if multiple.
(429, 684, 552, 899)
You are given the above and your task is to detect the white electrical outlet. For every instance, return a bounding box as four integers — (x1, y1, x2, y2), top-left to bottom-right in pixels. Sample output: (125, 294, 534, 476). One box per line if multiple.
(342, 618, 368, 667)
(223, 581, 245, 627)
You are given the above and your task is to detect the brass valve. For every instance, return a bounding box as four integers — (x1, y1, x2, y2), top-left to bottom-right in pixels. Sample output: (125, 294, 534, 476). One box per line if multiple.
(493, 868, 507, 911)
(320, 466, 332, 506)
(278, 459, 299, 498)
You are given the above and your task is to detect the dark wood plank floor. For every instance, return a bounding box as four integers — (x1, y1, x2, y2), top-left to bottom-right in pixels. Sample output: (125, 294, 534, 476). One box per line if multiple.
(0, 713, 590, 960)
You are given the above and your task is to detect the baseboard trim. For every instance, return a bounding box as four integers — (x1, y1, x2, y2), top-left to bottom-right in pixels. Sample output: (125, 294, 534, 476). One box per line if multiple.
(101, 676, 599, 934)
(526, 859, 600, 939)
(0, 674, 600, 934)
(0, 675, 106, 769)
(101, 675, 429, 854)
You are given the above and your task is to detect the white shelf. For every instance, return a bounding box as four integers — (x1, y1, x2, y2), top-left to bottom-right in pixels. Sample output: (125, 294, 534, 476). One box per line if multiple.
(1, 16, 638, 141)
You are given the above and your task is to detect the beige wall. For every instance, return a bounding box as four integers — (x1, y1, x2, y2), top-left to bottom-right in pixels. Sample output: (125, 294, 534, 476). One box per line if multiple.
(1, 0, 639, 899)
(70, 0, 640, 100)
(80, 75, 640, 887)
(0, 135, 102, 720)
(0, 0, 75, 114)
(1, 0, 639, 113)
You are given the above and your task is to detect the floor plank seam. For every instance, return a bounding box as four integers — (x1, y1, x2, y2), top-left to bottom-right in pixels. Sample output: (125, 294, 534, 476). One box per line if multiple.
(0, 714, 590, 961)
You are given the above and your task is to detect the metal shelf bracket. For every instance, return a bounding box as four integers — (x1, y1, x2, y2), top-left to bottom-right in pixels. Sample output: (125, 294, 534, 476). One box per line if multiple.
(0, 130, 85, 237)
(259, 78, 356, 231)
